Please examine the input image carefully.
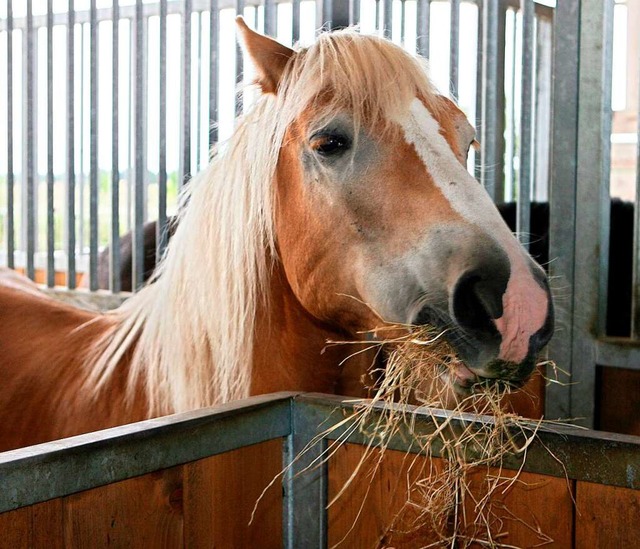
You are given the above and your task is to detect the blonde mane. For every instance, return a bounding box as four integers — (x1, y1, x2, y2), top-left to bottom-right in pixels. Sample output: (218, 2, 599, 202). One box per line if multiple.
(87, 29, 441, 415)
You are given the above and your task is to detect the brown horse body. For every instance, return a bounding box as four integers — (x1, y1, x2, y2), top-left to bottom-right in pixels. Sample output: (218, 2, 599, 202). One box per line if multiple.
(0, 21, 553, 451)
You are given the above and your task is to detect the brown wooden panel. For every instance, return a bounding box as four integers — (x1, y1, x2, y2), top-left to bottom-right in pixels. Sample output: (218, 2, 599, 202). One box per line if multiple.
(184, 438, 283, 549)
(575, 481, 640, 548)
(502, 366, 545, 419)
(0, 499, 63, 549)
(328, 443, 448, 548)
(597, 367, 640, 436)
(63, 467, 184, 548)
(464, 468, 575, 547)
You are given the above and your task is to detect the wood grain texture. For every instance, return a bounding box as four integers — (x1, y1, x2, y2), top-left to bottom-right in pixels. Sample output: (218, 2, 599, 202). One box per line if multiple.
(63, 467, 184, 549)
(328, 444, 449, 548)
(183, 439, 283, 549)
(0, 499, 63, 549)
(575, 481, 640, 548)
(463, 468, 575, 547)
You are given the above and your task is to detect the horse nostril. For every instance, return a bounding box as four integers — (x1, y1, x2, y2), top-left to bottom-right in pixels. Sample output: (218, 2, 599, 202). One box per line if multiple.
(451, 272, 503, 340)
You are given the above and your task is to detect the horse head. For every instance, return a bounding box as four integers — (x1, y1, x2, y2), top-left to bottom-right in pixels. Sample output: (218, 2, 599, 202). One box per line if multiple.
(238, 20, 554, 393)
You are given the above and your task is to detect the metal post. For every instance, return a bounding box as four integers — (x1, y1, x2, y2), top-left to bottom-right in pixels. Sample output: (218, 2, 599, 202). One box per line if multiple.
(132, 0, 145, 290)
(46, 0, 55, 287)
(25, 0, 35, 280)
(89, 0, 99, 290)
(517, 0, 534, 247)
(111, 0, 121, 292)
(67, 0, 76, 288)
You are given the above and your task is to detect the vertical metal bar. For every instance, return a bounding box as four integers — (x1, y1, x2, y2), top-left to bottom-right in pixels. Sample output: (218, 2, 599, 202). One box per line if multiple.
(507, 8, 516, 200)
(449, 0, 460, 99)
(264, 0, 276, 36)
(474, 0, 483, 181)
(196, 12, 203, 173)
(208, 0, 219, 149)
(132, 0, 145, 290)
(400, 0, 406, 44)
(350, 0, 360, 26)
(292, 0, 301, 43)
(375, 0, 380, 33)
(25, 0, 35, 280)
(6, 0, 14, 270)
(235, 0, 244, 116)
(480, 0, 499, 200)
(67, 0, 76, 288)
(111, 0, 121, 292)
(634, 48, 640, 337)
(546, 0, 580, 421)
(158, 0, 168, 262)
(382, 0, 392, 39)
(416, 0, 430, 57)
(181, 0, 192, 187)
(89, 0, 98, 290)
(568, 0, 614, 427)
(517, 0, 534, 248)
(46, 0, 54, 287)
(283, 402, 328, 549)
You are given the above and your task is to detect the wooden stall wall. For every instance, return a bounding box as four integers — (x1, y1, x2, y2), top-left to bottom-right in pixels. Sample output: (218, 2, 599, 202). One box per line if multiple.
(328, 444, 640, 548)
(0, 440, 282, 549)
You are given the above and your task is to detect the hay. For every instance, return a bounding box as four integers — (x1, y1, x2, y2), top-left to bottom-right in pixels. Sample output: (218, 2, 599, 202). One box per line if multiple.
(253, 324, 564, 548)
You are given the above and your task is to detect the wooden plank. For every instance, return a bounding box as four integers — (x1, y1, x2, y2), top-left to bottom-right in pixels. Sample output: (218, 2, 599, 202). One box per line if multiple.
(183, 439, 283, 548)
(463, 468, 575, 547)
(328, 443, 448, 547)
(576, 481, 640, 547)
(0, 499, 63, 549)
(597, 367, 640, 436)
(502, 366, 546, 419)
(63, 467, 184, 548)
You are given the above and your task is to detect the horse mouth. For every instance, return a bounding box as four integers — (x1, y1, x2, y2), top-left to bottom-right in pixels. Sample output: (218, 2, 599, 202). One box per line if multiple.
(442, 357, 534, 395)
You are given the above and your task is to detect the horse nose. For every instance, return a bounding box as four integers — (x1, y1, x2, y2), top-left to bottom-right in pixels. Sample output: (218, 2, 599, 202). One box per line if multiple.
(450, 267, 508, 342)
(528, 283, 555, 352)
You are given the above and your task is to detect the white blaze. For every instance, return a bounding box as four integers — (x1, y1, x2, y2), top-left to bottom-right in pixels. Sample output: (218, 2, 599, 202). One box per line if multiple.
(395, 98, 549, 364)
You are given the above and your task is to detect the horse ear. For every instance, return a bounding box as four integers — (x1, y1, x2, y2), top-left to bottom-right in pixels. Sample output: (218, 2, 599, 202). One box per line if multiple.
(236, 16, 295, 94)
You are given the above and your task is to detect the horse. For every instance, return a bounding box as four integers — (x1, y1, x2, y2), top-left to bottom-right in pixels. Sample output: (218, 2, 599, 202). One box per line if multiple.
(0, 19, 554, 452)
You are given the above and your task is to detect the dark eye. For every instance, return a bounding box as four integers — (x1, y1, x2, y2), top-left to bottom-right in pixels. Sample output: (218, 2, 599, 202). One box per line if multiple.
(310, 133, 351, 157)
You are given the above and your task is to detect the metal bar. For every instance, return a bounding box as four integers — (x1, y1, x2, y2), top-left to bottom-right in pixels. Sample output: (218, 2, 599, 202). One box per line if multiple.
(25, 0, 35, 280)
(0, 393, 294, 514)
(89, 0, 99, 290)
(416, 0, 430, 57)
(264, 0, 276, 36)
(400, 0, 406, 44)
(474, 0, 483, 181)
(6, 0, 14, 269)
(196, 12, 203, 173)
(480, 0, 499, 200)
(0, 0, 267, 32)
(382, 0, 392, 39)
(294, 394, 640, 490)
(157, 0, 168, 262)
(111, 0, 121, 292)
(208, 0, 219, 148)
(570, 0, 614, 427)
(291, 0, 300, 43)
(449, 0, 460, 99)
(132, 0, 145, 290)
(596, 339, 640, 371)
(180, 0, 192, 186)
(349, 0, 360, 26)
(633, 39, 640, 338)
(67, 0, 76, 288)
(283, 400, 328, 548)
(46, 0, 55, 287)
(506, 8, 516, 200)
(235, 0, 244, 115)
(546, 0, 580, 421)
(517, 0, 534, 248)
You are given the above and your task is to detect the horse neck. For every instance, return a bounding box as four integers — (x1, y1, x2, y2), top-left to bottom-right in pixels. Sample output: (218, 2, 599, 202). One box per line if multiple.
(251, 261, 369, 396)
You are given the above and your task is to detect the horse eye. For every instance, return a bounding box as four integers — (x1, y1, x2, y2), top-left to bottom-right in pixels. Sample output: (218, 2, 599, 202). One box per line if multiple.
(310, 133, 351, 157)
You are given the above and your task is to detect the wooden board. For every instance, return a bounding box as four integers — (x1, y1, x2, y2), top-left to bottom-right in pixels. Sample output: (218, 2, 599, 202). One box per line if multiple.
(463, 468, 575, 547)
(183, 438, 283, 549)
(575, 481, 640, 547)
(328, 443, 450, 547)
(328, 444, 576, 548)
(0, 500, 63, 549)
(0, 440, 282, 548)
(597, 367, 640, 436)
